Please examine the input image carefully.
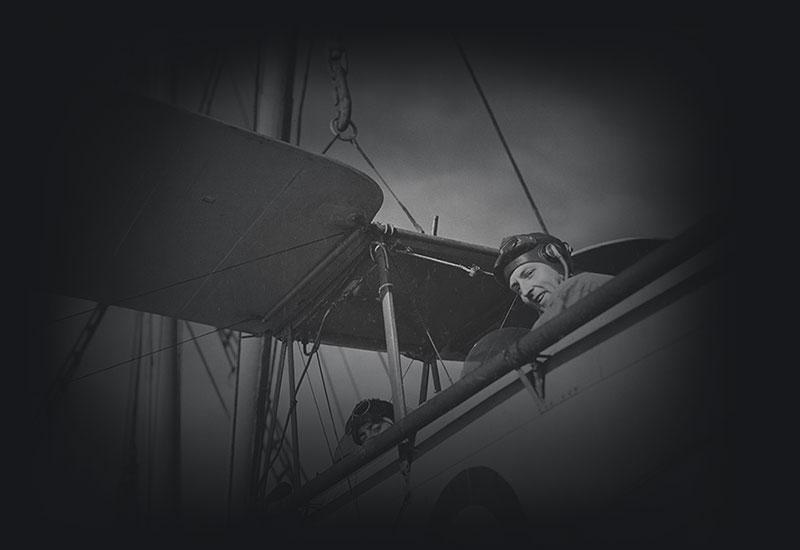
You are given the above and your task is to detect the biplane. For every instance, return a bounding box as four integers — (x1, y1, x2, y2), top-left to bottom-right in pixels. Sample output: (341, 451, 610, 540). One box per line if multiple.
(30, 29, 727, 543)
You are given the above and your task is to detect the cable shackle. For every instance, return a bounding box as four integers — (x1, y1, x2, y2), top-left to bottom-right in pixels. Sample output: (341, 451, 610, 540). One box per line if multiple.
(328, 42, 353, 135)
(329, 118, 358, 142)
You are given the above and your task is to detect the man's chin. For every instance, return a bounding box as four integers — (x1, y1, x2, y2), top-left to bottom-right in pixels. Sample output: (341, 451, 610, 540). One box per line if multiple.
(523, 299, 545, 313)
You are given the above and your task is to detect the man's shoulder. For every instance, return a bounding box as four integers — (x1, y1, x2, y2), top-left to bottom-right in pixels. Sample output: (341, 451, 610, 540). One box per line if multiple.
(558, 271, 613, 304)
(565, 271, 613, 290)
(575, 271, 614, 283)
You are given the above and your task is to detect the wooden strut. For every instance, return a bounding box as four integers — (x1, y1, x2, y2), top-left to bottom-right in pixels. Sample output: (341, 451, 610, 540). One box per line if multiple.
(271, 213, 723, 514)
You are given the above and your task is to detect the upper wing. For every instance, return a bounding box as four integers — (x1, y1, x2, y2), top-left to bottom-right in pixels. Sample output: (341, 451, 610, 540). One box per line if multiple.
(39, 90, 383, 333)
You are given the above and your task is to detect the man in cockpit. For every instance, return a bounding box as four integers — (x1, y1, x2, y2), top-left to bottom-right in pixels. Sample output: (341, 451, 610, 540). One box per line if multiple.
(492, 232, 612, 328)
(333, 398, 395, 461)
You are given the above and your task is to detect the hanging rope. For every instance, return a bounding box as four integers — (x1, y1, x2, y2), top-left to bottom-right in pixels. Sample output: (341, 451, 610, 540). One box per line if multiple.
(454, 35, 550, 234)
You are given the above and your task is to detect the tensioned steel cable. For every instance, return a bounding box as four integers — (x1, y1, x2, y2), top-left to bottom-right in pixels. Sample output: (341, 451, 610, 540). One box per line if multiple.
(315, 352, 341, 444)
(294, 35, 314, 147)
(297, 342, 335, 462)
(226, 331, 243, 523)
(46, 232, 347, 326)
(184, 321, 231, 418)
(68, 317, 252, 384)
(454, 35, 549, 234)
(351, 138, 426, 234)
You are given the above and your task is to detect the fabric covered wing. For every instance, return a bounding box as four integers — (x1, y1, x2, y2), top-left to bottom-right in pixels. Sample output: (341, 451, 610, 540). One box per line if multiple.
(39, 91, 383, 333)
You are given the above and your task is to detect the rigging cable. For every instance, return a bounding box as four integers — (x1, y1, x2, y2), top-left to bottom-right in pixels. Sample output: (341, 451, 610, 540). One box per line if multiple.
(315, 353, 343, 442)
(259, 304, 334, 488)
(68, 317, 253, 384)
(338, 348, 362, 402)
(184, 321, 231, 418)
(117, 311, 144, 518)
(351, 138, 426, 234)
(253, 41, 262, 132)
(198, 49, 224, 116)
(325, 39, 425, 234)
(145, 314, 155, 516)
(423, 325, 454, 386)
(312, 348, 362, 520)
(453, 35, 549, 234)
(402, 359, 416, 381)
(294, 35, 314, 147)
(226, 331, 243, 523)
(45, 232, 348, 326)
(297, 343, 335, 462)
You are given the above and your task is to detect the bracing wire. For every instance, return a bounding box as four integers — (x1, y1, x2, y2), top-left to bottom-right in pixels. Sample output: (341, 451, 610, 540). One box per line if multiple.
(262, 351, 317, 481)
(45, 232, 347, 326)
(338, 348, 362, 402)
(198, 49, 224, 115)
(499, 295, 519, 329)
(226, 331, 243, 523)
(120, 311, 144, 512)
(453, 35, 549, 234)
(315, 352, 341, 443)
(351, 138, 426, 234)
(297, 343, 335, 462)
(68, 317, 253, 384)
(402, 359, 416, 381)
(184, 321, 231, 418)
(295, 35, 314, 147)
(253, 41, 262, 132)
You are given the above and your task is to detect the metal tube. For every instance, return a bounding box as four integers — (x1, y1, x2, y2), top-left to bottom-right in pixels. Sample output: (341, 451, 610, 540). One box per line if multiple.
(274, 213, 722, 512)
(430, 360, 442, 393)
(286, 328, 301, 489)
(373, 242, 408, 421)
(419, 361, 431, 405)
(371, 222, 497, 257)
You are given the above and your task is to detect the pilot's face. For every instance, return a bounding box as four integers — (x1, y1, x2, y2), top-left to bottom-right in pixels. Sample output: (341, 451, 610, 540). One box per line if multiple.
(357, 418, 393, 444)
(508, 261, 563, 311)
